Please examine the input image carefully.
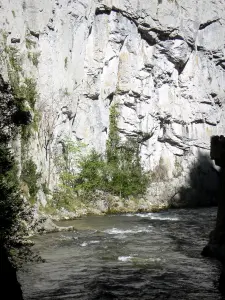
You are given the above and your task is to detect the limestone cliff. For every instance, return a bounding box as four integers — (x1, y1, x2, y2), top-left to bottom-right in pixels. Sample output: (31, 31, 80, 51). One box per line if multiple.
(0, 0, 225, 210)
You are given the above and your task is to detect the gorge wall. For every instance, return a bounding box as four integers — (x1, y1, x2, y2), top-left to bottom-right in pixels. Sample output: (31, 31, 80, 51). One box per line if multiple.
(1, 0, 225, 212)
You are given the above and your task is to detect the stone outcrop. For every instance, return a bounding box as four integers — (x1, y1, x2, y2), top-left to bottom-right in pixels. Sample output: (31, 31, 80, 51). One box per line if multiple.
(0, 0, 225, 208)
(202, 135, 225, 262)
(210, 136, 225, 244)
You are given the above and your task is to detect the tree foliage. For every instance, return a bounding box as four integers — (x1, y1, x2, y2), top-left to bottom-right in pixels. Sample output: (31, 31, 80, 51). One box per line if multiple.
(21, 159, 41, 203)
(0, 75, 33, 265)
(75, 141, 148, 198)
(55, 104, 148, 201)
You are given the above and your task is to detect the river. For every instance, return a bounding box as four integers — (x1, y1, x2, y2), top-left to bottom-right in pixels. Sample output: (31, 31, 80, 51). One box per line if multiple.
(18, 207, 225, 300)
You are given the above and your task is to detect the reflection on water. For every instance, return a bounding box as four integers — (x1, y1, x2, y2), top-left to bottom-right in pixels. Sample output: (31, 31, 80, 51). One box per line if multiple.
(18, 207, 224, 300)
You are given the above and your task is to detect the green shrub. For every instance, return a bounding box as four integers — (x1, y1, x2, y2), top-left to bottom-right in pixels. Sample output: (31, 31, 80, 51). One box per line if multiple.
(41, 182, 50, 195)
(5, 44, 38, 151)
(63, 88, 70, 96)
(62, 142, 148, 199)
(8, 46, 21, 73)
(32, 52, 40, 67)
(109, 140, 148, 197)
(5, 46, 37, 110)
(18, 77, 37, 110)
(25, 38, 36, 50)
(28, 52, 40, 67)
(64, 57, 68, 69)
(55, 103, 148, 201)
(0, 44, 39, 267)
(7, 47, 21, 95)
(105, 103, 148, 197)
(0, 117, 33, 265)
(20, 159, 41, 202)
(75, 150, 107, 193)
(0, 144, 22, 241)
(53, 187, 80, 210)
(106, 103, 120, 163)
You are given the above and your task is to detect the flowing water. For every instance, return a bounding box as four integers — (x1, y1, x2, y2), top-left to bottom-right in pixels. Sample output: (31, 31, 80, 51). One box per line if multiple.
(18, 207, 225, 300)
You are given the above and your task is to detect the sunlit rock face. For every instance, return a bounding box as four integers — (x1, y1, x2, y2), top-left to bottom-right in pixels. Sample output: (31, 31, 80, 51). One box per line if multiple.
(0, 0, 225, 207)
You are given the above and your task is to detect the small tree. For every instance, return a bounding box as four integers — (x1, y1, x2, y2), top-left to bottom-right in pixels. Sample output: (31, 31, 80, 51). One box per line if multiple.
(53, 103, 148, 205)
(105, 103, 148, 197)
(37, 97, 59, 188)
(56, 138, 85, 187)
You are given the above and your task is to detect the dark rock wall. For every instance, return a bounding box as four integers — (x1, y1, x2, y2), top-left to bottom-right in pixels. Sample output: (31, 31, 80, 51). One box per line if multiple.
(0, 246, 23, 300)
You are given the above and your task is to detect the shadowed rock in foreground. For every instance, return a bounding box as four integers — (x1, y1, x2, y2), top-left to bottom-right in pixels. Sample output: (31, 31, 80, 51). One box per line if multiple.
(0, 246, 23, 300)
(202, 135, 225, 262)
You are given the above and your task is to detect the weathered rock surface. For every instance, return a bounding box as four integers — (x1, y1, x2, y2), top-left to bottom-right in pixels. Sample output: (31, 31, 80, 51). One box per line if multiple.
(34, 216, 74, 233)
(0, 0, 225, 209)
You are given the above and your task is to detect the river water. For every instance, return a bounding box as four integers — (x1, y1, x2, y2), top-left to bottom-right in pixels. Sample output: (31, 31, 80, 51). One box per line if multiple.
(18, 207, 224, 300)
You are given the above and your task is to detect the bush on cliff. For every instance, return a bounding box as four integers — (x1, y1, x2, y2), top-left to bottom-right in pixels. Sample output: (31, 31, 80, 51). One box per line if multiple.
(75, 142, 148, 198)
(54, 103, 148, 204)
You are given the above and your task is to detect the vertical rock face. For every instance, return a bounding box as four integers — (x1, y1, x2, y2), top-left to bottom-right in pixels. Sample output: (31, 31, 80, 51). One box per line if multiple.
(0, 0, 225, 207)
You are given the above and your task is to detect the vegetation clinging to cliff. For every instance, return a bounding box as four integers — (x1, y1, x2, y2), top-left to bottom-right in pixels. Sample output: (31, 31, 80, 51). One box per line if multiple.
(0, 76, 32, 257)
(21, 159, 41, 204)
(2, 39, 39, 158)
(54, 103, 148, 206)
(0, 36, 39, 265)
(0, 143, 23, 242)
(105, 103, 148, 197)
